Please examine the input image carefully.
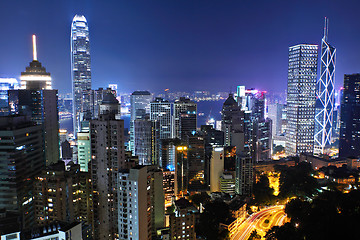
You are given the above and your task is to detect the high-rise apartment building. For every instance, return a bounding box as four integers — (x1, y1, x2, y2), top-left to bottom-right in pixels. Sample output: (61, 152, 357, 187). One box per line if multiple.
(34, 162, 93, 230)
(0, 116, 44, 229)
(130, 91, 152, 154)
(150, 98, 173, 139)
(173, 97, 197, 140)
(314, 18, 336, 155)
(339, 74, 360, 158)
(286, 44, 318, 156)
(90, 95, 125, 239)
(71, 15, 92, 134)
(118, 166, 164, 240)
(169, 198, 197, 240)
(210, 146, 236, 194)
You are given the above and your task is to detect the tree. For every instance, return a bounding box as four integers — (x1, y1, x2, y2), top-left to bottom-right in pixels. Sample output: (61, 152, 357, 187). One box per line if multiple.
(196, 200, 233, 240)
(266, 190, 360, 239)
(189, 192, 210, 207)
(249, 230, 261, 240)
(253, 175, 276, 205)
(278, 162, 318, 199)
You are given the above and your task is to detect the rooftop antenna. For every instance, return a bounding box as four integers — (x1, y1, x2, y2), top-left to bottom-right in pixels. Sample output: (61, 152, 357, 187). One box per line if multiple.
(32, 34, 37, 61)
(323, 17, 328, 42)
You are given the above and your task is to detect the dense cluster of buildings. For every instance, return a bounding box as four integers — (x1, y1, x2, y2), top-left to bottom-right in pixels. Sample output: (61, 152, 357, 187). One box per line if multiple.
(0, 15, 360, 240)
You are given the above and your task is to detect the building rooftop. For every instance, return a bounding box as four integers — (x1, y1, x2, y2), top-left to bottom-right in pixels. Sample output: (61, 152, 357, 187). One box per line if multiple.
(132, 90, 151, 95)
(223, 93, 237, 106)
(101, 92, 119, 104)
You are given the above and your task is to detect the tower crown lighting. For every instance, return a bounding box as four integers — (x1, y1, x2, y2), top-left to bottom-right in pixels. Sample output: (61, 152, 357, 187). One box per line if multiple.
(32, 35, 37, 61)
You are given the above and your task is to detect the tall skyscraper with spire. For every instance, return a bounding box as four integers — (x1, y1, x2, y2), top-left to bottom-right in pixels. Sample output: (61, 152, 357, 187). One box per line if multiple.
(71, 15, 92, 134)
(314, 17, 336, 155)
(9, 35, 59, 165)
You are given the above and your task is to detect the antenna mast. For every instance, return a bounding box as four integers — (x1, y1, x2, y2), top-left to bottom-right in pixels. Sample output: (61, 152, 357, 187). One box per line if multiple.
(323, 17, 329, 41)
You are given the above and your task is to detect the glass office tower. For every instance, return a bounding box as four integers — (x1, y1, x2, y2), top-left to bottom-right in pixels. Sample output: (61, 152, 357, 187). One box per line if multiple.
(339, 74, 360, 158)
(71, 15, 92, 134)
(314, 18, 336, 155)
(286, 44, 318, 156)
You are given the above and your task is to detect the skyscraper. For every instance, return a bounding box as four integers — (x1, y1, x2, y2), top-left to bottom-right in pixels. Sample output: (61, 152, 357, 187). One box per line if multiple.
(10, 35, 60, 165)
(150, 98, 173, 139)
(314, 18, 336, 155)
(339, 74, 360, 158)
(173, 97, 197, 140)
(0, 116, 44, 229)
(221, 93, 244, 147)
(133, 117, 159, 165)
(71, 15, 92, 134)
(0, 78, 19, 115)
(130, 91, 152, 153)
(286, 44, 318, 156)
(90, 94, 125, 239)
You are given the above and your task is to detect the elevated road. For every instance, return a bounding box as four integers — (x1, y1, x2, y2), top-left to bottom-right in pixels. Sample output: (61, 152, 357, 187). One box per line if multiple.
(230, 205, 287, 240)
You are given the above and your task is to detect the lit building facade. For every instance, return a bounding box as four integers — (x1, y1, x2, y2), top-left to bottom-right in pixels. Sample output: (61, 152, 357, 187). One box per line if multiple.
(314, 18, 336, 155)
(133, 118, 159, 165)
(71, 15, 92, 134)
(173, 97, 197, 140)
(286, 44, 318, 156)
(118, 166, 164, 240)
(33, 162, 93, 230)
(0, 78, 19, 115)
(130, 91, 152, 154)
(77, 131, 91, 172)
(91, 87, 117, 118)
(0, 116, 44, 229)
(339, 74, 360, 158)
(90, 95, 125, 239)
(150, 98, 173, 139)
(169, 198, 197, 240)
(221, 93, 244, 147)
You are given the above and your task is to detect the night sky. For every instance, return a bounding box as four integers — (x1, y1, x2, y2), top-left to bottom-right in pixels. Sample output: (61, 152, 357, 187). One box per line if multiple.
(0, 0, 359, 94)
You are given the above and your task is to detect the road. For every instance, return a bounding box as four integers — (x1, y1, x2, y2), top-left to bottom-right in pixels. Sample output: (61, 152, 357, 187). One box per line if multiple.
(230, 205, 287, 240)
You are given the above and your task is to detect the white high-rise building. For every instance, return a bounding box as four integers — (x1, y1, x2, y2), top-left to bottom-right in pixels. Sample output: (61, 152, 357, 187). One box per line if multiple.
(71, 15, 92, 134)
(286, 44, 318, 156)
(118, 166, 164, 240)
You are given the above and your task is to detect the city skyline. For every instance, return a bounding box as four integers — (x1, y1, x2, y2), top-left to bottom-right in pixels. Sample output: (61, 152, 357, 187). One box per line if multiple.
(1, 0, 360, 94)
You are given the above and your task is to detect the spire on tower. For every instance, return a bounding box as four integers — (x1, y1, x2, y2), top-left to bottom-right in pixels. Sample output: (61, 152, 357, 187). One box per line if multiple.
(323, 17, 329, 41)
(32, 35, 37, 61)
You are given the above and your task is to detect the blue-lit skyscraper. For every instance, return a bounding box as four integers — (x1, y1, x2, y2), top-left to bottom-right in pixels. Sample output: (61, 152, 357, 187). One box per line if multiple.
(71, 15, 92, 134)
(314, 18, 336, 155)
